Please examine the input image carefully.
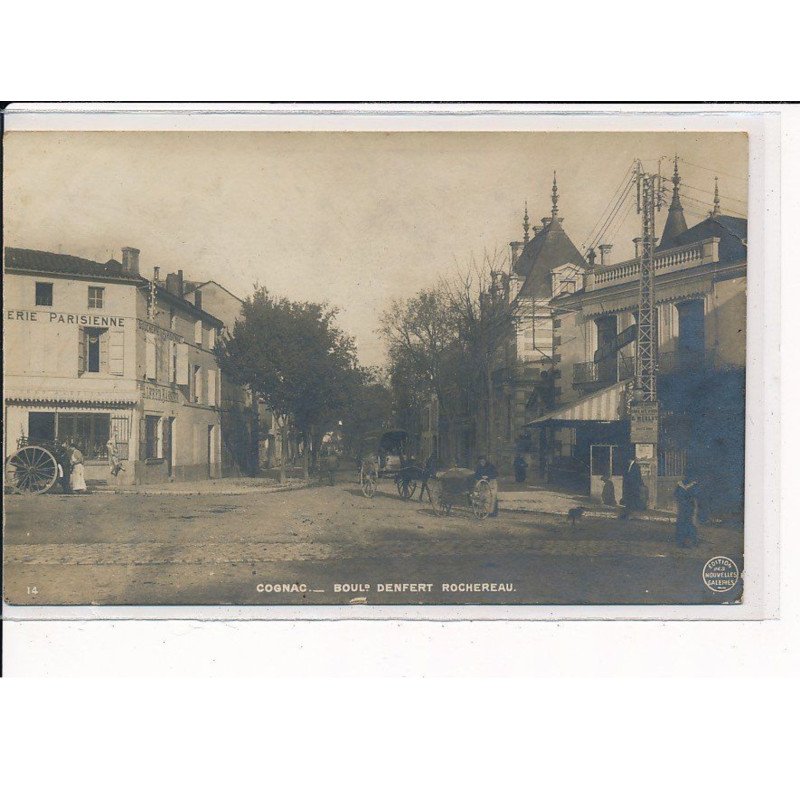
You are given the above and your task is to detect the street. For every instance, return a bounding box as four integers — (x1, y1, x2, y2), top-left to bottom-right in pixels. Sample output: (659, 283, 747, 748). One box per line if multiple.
(3, 476, 743, 606)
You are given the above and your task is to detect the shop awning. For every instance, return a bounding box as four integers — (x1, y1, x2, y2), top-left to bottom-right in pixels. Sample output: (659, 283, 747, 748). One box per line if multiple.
(4, 389, 139, 406)
(524, 380, 631, 426)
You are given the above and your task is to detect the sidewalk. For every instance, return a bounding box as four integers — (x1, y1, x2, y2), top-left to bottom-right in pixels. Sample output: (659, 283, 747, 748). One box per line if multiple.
(91, 476, 313, 497)
(496, 479, 677, 522)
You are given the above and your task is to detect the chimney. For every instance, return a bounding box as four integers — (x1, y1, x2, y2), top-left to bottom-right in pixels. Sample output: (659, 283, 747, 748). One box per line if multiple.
(121, 247, 140, 274)
(533, 225, 543, 235)
(633, 237, 642, 258)
(153, 266, 160, 283)
(177, 269, 184, 296)
(194, 289, 202, 310)
(599, 244, 613, 266)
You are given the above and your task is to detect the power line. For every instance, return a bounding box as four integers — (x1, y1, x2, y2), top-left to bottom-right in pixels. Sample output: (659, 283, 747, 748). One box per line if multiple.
(681, 192, 745, 218)
(677, 157, 747, 183)
(679, 181, 747, 206)
(586, 177, 635, 255)
(580, 160, 635, 251)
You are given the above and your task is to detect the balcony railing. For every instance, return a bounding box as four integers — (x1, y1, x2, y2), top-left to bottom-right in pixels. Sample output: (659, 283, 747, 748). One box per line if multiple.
(573, 355, 635, 388)
(590, 238, 720, 289)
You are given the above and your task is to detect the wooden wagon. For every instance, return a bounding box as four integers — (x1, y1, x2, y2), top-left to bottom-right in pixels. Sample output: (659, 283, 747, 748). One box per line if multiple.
(428, 467, 495, 520)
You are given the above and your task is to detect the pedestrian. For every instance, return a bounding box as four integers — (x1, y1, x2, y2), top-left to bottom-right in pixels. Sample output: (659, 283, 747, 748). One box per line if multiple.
(513, 453, 528, 484)
(58, 440, 73, 494)
(324, 449, 339, 486)
(601, 473, 617, 506)
(474, 455, 499, 516)
(107, 438, 125, 477)
(620, 452, 645, 519)
(674, 473, 700, 547)
(69, 441, 87, 493)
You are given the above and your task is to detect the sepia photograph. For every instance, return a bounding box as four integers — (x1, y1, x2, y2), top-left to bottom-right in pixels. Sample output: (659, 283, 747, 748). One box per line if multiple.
(3, 124, 749, 607)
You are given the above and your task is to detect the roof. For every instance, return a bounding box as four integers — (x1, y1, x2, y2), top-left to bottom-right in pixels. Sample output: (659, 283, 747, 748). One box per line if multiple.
(671, 214, 747, 264)
(513, 217, 586, 299)
(183, 279, 245, 305)
(4, 247, 141, 283)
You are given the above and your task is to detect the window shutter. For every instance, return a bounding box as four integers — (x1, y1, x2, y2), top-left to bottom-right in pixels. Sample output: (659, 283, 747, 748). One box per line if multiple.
(109, 330, 125, 376)
(176, 343, 190, 385)
(145, 333, 156, 380)
(78, 327, 86, 375)
(207, 369, 217, 407)
(99, 329, 110, 373)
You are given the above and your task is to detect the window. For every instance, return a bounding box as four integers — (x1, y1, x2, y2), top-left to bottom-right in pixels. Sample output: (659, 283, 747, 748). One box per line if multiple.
(207, 368, 217, 407)
(88, 286, 104, 309)
(192, 364, 202, 403)
(35, 282, 53, 306)
(144, 415, 161, 460)
(171, 342, 178, 384)
(57, 413, 110, 460)
(80, 327, 109, 374)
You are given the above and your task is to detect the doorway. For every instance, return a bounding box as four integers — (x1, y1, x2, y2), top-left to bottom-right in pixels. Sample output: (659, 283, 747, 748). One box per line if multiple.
(207, 424, 215, 478)
(163, 417, 174, 477)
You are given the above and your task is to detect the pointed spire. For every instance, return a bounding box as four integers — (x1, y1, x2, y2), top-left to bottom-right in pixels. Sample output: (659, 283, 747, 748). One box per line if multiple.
(551, 171, 559, 219)
(669, 154, 683, 211)
(659, 155, 688, 250)
(711, 177, 721, 217)
(523, 201, 530, 244)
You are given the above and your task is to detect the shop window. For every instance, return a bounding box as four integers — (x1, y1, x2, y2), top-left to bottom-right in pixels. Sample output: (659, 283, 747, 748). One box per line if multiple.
(144, 415, 161, 460)
(57, 413, 111, 460)
(35, 282, 53, 306)
(88, 286, 104, 309)
(28, 412, 55, 442)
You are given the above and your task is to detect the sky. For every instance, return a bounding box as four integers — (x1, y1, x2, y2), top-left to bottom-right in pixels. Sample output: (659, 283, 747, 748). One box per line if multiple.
(3, 130, 748, 366)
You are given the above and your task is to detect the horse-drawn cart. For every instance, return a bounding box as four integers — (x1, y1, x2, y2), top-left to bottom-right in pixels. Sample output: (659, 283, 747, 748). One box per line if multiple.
(428, 467, 495, 520)
(4, 438, 68, 495)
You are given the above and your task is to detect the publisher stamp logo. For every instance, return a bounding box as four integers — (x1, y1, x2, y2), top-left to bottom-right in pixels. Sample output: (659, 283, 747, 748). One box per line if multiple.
(702, 556, 740, 592)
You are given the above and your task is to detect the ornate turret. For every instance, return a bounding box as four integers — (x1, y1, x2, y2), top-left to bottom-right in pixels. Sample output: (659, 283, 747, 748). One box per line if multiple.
(658, 155, 688, 250)
(551, 171, 559, 219)
(523, 201, 530, 244)
(710, 177, 721, 218)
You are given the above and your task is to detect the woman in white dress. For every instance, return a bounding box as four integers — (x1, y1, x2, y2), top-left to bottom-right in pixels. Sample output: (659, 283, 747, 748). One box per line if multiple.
(70, 442, 87, 492)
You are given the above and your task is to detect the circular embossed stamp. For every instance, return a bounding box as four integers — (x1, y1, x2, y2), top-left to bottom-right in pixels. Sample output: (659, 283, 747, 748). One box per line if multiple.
(702, 556, 740, 592)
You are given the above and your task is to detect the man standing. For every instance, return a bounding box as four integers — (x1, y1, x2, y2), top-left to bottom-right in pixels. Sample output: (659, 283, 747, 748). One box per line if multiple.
(474, 455, 499, 517)
(513, 453, 528, 484)
(620, 452, 645, 518)
(59, 440, 73, 494)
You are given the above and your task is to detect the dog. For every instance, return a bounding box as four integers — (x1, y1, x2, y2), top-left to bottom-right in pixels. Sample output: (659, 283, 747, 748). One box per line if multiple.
(567, 507, 587, 528)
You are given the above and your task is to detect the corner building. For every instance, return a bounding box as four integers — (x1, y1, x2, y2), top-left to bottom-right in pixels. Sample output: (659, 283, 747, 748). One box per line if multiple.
(3, 247, 224, 485)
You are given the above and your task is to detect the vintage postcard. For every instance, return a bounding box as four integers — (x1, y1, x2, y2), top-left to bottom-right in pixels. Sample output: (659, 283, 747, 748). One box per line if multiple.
(1, 106, 774, 614)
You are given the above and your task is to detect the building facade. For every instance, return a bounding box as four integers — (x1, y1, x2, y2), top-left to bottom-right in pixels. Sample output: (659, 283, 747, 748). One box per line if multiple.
(3, 247, 225, 485)
(528, 167, 747, 514)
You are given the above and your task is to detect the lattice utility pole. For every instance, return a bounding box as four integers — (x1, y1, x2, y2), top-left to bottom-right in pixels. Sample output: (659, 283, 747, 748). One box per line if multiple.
(629, 161, 664, 510)
(634, 162, 662, 401)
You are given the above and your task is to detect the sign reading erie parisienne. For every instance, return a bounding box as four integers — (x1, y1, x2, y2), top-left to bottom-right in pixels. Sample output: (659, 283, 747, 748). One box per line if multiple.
(6, 309, 126, 326)
(630, 400, 660, 443)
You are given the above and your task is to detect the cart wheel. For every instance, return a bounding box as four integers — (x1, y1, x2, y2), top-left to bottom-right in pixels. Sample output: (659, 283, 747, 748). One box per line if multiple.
(5, 445, 59, 495)
(430, 488, 451, 517)
(399, 480, 417, 500)
(471, 481, 493, 520)
(361, 475, 376, 498)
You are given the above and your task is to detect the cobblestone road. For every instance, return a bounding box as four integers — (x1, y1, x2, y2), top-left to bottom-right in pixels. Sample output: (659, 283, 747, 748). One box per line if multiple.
(3, 478, 744, 606)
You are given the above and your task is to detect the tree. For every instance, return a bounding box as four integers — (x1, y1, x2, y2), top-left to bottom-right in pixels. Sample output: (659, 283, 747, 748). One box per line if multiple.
(338, 367, 394, 460)
(216, 286, 360, 481)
